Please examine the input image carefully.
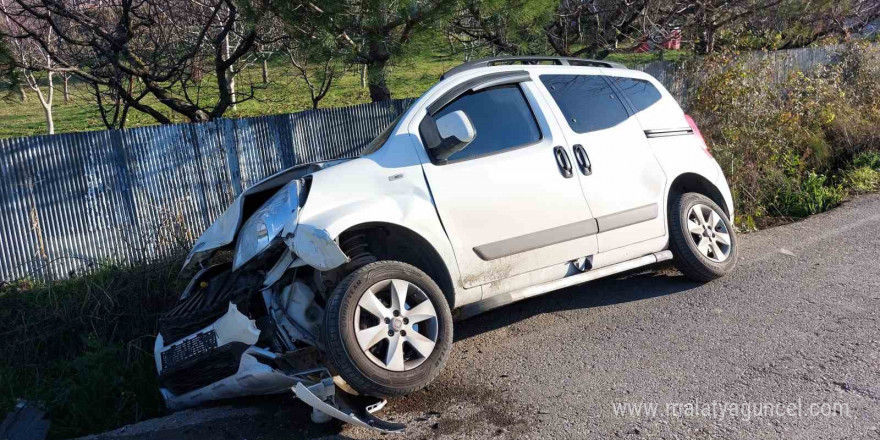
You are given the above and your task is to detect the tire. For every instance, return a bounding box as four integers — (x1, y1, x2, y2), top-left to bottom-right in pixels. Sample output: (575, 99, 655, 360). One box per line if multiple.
(669, 192, 738, 282)
(322, 261, 453, 398)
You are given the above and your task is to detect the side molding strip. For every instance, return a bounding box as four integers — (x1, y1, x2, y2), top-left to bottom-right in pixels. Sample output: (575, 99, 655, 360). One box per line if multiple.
(644, 128, 693, 138)
(596, 203, 659, 233)
(473, 219, 599, 261)
(458, 250, 673, 320)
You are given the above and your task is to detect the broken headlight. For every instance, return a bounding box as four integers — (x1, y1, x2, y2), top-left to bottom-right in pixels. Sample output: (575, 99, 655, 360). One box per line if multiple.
(233, 182, 299, 269)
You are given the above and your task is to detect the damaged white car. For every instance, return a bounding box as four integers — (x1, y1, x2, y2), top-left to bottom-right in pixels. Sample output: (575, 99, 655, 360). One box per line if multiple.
(155, 56, 738, 431)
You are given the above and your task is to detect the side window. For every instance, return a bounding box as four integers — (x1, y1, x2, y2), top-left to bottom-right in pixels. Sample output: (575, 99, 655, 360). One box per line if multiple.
(429, 84, 541, 162)
(613, 77, 662, 113)
(539, 74, 629, 134)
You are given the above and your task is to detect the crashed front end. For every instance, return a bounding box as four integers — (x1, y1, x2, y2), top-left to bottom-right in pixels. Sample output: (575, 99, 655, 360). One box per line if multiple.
(153, 164, 401, 432)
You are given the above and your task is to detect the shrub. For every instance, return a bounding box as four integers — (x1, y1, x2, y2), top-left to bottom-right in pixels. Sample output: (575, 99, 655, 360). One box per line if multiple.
(851, 151, 880, 170)
(843, 166, 880, 193)
(0, 257, 184, 439)
(688, 43, 880, 226)
(770, 172, 847, 218)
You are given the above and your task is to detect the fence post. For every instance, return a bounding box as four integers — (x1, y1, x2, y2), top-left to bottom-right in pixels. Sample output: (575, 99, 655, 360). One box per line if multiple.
(109, 129, 139, 228)
(218, 119, 243, 196)
(274, 114, 295, 168)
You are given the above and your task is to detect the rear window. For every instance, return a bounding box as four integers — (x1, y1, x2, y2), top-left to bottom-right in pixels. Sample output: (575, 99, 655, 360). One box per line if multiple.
(539, 74, 629, 134)
(612, 77, 662, 113)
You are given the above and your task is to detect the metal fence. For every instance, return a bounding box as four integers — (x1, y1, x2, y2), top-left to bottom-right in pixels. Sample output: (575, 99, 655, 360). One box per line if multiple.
(635, 44, 847, 108)
(0, 98, 415, 282)
(0, 44, 856, 282)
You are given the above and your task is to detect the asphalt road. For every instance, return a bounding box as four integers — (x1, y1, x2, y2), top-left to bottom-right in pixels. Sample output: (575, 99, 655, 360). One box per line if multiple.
(88, 194, 880, 440)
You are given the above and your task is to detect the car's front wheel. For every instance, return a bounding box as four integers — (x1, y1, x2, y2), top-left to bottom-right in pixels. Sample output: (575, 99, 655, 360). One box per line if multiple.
(669, 192, 738, 282)
(322, 261, 453, 398)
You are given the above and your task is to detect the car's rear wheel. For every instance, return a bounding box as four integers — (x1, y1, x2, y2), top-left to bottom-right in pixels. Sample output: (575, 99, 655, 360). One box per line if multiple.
(322, 261, 453, 398)
(669, 192, 738, 282)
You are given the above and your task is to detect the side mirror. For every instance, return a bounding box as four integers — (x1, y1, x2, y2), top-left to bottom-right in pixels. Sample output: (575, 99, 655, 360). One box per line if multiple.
(420, 110, 476, 163)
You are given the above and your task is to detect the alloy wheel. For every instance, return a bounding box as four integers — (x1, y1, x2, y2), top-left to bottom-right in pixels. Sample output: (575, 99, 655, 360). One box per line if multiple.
(353, 279, 439, 371)
(686, 203, 732, 262)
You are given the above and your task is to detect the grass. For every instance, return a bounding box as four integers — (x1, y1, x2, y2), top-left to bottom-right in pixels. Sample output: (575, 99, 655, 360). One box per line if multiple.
(0, 257, 184, 439)
(0, 49, 690, 139)
(843, 151, 880, 193)
(0, 54, 457, 139)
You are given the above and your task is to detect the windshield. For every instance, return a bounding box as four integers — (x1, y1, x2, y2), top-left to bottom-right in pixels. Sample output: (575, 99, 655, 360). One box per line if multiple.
(362, 114, 403, 155)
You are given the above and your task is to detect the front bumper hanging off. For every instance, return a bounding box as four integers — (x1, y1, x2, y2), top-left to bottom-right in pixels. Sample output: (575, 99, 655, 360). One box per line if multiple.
(294, 379, 405, 432)
(155, 300, 404, 433)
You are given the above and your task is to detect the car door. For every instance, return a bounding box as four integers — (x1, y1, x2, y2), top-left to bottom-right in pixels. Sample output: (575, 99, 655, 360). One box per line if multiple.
(414, 78, 598, 289)
(536, 70, 667, 252)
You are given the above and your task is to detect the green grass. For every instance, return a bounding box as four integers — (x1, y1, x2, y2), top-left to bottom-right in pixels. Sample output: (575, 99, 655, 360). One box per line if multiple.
(0, 54, 461, 139)
(0, 49, 692, 139)
(0, 258, 184, 439)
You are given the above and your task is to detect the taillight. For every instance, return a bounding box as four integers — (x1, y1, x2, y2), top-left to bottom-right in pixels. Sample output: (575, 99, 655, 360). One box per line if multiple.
(685, 114, 711, 158)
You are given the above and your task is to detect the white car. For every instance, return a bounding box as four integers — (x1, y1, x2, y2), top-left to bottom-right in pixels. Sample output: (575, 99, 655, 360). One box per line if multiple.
(155, 56, 737, 431)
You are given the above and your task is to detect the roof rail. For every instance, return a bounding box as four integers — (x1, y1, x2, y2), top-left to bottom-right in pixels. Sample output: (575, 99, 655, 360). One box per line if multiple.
(441, 56, 627, 79)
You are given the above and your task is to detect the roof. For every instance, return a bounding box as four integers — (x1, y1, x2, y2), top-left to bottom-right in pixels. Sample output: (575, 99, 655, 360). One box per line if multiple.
(440, 56, 627, 79)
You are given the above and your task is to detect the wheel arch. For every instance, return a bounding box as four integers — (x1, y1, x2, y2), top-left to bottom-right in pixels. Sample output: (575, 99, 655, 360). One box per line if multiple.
(667, 172, 730, 218)
(338, 222, 457, 309)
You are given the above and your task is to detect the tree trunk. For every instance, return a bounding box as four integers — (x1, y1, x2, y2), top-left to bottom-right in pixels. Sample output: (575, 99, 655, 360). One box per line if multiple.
(705, 27, 716, 53)
(696, 26, 716, 54)
(360, 64, 367, 88)
(43, 104, 54, 135)
(695, 6, 715, 55)
(31, 71, 55, 135)
(18, 85, 27, 102)
(262, 58, 269, 84)
(366, 61, 391, 102)
(224, 35, 237, 111)
(63, 76, 70, 104)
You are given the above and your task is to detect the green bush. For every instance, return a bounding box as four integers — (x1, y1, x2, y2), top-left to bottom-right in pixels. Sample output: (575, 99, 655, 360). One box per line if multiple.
(843, 166, 880, 193)
(0, 258, 184, 439)
(770, 172, 847, 218)
(852, 151, 880, 170)
(689, 43, 880, 226)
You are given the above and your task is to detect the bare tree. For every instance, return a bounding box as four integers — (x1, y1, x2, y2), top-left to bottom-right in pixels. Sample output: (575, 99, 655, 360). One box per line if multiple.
(544, 0, 666, 58)
(749, 0, 880, 49)
(286, 43, 340, 109)
(1, 0, 55, 133)
(279, 0, 458, 102)
(448, 0, 672, 59)
(0, 0, 280, 125)
(667, 0, 784, 53)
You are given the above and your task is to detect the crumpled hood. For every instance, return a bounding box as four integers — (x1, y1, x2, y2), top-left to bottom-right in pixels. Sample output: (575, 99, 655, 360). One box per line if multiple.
(181, 159, 351, 274)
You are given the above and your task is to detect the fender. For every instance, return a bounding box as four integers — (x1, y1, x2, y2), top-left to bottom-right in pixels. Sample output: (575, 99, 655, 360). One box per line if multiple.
(647, 134, 733, 230)
(296, 152, 468, 301)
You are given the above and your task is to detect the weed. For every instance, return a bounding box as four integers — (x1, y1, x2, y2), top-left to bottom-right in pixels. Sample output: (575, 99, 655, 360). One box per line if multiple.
(771, 172, 847, 218)
(852, 151, 880, 170)
(0, 257, 184, 439)
(843, 166, 880, 193)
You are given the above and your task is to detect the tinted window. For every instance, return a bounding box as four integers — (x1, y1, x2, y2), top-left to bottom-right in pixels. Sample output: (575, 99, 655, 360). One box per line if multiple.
(432, 84, 541, 162)
(540, 74, 629, 134)
(613, 78, 662, 113)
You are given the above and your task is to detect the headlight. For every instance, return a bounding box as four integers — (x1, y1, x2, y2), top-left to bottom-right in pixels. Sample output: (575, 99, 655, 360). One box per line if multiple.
(233, 182, 300, 269)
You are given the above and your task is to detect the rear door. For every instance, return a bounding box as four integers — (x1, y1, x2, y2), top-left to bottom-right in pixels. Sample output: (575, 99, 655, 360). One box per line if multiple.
(414, 78, 598, 288)
(536, 70, 667, 252)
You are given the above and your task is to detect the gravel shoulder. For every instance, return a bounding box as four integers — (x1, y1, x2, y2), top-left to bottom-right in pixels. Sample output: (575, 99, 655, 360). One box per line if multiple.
(82, 194, 880, 440)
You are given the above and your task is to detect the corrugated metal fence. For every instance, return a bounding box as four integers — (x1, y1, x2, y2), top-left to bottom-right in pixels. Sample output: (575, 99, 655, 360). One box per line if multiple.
(635, 44, 846, 108)
(0, 44, 857, 282)
(0, 98, 415, 282)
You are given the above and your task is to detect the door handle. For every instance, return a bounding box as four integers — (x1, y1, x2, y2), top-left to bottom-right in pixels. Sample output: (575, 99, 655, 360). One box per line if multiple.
(553, 146, 573, 178)
(573, 144, 592, 176)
